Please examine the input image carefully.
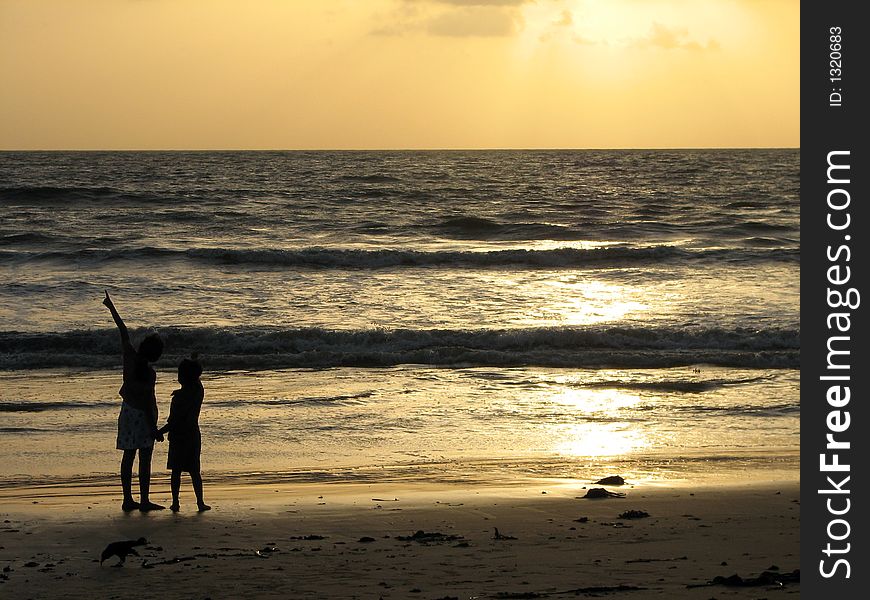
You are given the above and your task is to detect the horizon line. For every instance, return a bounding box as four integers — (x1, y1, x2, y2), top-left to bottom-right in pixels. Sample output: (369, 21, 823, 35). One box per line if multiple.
(1, 146, 800, 152)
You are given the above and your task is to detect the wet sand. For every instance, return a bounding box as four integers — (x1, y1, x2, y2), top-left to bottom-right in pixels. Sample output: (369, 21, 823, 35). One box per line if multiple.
(0, 478, 799, 599)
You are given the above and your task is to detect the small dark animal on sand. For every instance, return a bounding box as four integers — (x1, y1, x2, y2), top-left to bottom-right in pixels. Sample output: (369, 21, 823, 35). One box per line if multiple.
(100, 537, 146, 566)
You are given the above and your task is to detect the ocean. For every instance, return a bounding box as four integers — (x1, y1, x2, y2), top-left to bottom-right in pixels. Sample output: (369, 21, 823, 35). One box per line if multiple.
(0, 150, 799, 487)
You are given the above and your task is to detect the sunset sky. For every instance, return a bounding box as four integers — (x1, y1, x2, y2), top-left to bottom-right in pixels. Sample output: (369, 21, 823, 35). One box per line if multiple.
(1, 0, 799, 150)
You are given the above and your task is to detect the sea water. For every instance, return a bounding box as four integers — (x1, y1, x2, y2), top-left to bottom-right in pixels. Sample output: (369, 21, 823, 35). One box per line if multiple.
(0, 150, 799, 486)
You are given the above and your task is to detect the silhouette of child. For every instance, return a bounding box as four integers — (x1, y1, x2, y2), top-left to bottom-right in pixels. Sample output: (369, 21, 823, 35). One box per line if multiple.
(158, 356, 210, 512)
(103, 291, 165, 513)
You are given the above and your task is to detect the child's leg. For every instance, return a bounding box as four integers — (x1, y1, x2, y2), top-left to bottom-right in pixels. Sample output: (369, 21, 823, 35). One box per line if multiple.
(191, 471, 210, 511)
(170, 470, 181, 511)
(120, 450, 137, 509)
(137, 446, 163, 511)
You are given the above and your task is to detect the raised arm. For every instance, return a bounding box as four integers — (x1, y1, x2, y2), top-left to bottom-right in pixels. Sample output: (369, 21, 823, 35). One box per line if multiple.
(103, 291, 130, 346)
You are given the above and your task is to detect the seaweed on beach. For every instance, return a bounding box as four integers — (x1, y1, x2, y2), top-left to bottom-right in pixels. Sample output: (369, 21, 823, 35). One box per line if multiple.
(495, 584, 645, 598)
(580, 488, 626, 499)
(687, 568, 800, 588)
(594, 476, 626, 485)
(396, 530, 463, 543)
(617, 510, 649, 519)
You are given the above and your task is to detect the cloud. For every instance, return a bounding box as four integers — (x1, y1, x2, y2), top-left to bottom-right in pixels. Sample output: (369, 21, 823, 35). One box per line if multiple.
(374, 0, 529, 38)
(635, 22, 719, 51)
(555, 10, 573, 27)
(425, 7, 523, 37)
(537, 9, 575, 42)
(411, 0, 530, 5)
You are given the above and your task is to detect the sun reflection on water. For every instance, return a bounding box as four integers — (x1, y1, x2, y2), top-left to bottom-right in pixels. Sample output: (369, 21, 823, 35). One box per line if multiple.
(545, 388, 650, 458)
(552, 422, 649, 458)
(545, 279, 649, 325)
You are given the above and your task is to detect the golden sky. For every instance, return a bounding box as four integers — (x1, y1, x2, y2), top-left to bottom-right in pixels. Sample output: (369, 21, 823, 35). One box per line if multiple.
(0, 0, 799, 150)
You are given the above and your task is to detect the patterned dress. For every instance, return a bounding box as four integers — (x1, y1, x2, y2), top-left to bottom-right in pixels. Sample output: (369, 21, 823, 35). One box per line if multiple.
(115, 342, 158, 450)
(116, 402, 154, 450)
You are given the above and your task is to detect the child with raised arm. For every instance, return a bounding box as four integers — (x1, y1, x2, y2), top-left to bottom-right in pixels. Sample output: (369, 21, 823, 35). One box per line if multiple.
(158, 356, 210, 512)
(103, 291, 165, 512)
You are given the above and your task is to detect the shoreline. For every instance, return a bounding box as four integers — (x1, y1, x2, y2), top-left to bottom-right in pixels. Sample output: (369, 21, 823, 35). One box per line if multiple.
(0, 478, 799, 599)
(0, 453, 800, 499)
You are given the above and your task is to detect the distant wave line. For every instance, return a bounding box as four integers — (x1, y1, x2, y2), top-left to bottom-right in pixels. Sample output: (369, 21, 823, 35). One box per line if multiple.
(0, 245, 800, 269)
(0, 325, 800, 370)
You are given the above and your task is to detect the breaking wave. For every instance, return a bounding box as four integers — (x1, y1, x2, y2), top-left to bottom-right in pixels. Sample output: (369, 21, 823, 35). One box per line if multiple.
(0, 325, 800, 371)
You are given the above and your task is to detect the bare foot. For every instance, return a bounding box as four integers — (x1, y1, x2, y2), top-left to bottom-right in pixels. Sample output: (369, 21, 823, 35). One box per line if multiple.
(197, 503, 212, 512)
(139, 502, 165, 512)
(121, 500, 140, 512)
(169, 503, 180, 512)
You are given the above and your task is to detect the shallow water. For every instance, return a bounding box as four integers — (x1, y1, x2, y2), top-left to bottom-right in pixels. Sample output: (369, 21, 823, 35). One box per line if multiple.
(0, 365, 798, 486)
(0, 150, 799, 485)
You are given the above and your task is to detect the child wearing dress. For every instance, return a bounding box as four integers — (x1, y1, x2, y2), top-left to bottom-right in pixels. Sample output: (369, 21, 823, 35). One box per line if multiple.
(158, 356, 210, 512)
(103, 291, 165, 512)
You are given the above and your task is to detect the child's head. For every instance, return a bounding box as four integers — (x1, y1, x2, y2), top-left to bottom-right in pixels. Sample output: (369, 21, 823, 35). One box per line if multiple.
(138, 333, 164, 363)
(177, 356, 202, 386)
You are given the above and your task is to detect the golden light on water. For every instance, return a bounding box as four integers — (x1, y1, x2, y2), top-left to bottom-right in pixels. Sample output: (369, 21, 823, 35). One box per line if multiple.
(547, 388, 649, 458)
(548, 388, 641, 412)
(510, 275, 650, 327)
(553, 422, 648, 458)
(545, 279, 649, 325)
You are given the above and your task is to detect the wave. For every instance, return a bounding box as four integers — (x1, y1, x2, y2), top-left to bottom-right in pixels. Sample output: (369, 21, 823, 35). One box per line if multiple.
(0, 393, 373, 413)
(337, 174, 403, 184)
(0, 426, 57, 433)
(209, 391, 374, 409)
(673, 401, 800, 416)
(0, 325, 800, 371)
(0, 400, 111, 412)
(0, 245, 800, 269)
(0, 185, 169, 204)
(436, 216, 503, 231)
(0, 232, 57, 246)
(424, 216, 580, 240)
(731, 221, 795, 233)
(575, 375, 774, 394)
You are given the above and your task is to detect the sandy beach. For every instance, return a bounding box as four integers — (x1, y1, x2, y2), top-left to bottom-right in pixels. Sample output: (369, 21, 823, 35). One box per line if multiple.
(2, 0, 803, 595)
(0, 477, 799, 599)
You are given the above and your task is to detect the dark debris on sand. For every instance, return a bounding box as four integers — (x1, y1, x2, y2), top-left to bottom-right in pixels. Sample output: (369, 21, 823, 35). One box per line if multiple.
(687, 568, 800, 588)
(396, 530, 463, 543)
(493, 528, 517, 540)
(594, 476, 626, 486)
(580, 488, 625, 499)
(625, 556, 687, 564)
(495, 584, 645, 598)
(617, 510, 650, 520)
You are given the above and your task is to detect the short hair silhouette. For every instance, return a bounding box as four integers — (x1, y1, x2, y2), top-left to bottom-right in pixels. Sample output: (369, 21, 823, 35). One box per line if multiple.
(177, 357, 202, 385)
